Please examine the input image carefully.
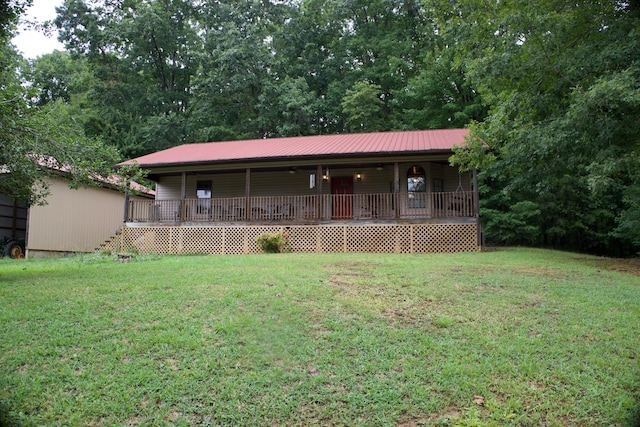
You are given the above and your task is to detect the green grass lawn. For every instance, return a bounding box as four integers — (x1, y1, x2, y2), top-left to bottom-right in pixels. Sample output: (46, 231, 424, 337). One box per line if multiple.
(1, 248, 639, 426)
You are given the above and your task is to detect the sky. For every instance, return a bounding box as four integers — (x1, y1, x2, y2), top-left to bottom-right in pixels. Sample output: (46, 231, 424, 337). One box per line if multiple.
(11, 0, 66, 59)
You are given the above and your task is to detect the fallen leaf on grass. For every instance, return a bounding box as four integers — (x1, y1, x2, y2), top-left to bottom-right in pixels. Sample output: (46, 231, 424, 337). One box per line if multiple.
(473, 395, 485, 406)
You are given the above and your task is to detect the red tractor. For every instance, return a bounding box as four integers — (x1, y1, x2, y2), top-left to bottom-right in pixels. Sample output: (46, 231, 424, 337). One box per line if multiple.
(1, 237, 25, 259)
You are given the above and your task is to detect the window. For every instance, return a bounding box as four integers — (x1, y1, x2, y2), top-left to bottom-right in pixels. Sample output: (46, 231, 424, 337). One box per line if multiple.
(196, 180, 212, 214)
(196, 180, 212, 199)
(407, 166, 426, 208)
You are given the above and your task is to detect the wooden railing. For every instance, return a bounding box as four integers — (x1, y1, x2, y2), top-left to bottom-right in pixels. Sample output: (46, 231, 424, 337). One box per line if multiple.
(126, 192, 476, 223)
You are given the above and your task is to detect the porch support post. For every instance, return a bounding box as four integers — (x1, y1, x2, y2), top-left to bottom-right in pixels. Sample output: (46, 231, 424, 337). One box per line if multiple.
(425, 162, 432, 218)
(245, 168, 251, 220)
(315, 165, 323, 220)
(393, 162, 400, 219)
(180, 172, 186, 221)
(473, 167, 482, 249)
(123, 190, 129, 223)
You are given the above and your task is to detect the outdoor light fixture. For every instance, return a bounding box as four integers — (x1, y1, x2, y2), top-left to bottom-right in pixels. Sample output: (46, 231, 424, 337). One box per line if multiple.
(356, 172, 362, 182)
(376, 164, 384, 171)
(323, 167, 329, 182)
(288, 167, 296, 174)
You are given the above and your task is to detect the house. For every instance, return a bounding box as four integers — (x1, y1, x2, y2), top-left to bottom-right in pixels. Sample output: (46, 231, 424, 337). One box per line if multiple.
(114, 129, 480, 255)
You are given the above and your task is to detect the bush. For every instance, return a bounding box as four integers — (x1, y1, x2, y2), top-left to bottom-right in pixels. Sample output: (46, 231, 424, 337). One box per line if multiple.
(256, 231, 291, 253)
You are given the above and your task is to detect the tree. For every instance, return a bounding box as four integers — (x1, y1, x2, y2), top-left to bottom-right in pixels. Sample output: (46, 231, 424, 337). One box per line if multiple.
(0, 0, 30, 41)
(268, 0, 347, 134)
(258, 76, 319, 137)
(0, 43, 126, 206)
(329, 0, 435, 131)
(189, 0, 293, 141)
(397, 47, 486, 130)
(450, 0, 640, 255)
(54, 0, 200, 157)
(44, 0, 485, 149)
(27, 50, 92, 106)
(341, 80, 383, 132)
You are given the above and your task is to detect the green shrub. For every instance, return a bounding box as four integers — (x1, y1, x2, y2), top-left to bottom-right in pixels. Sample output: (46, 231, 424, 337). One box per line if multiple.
(256, 231, 291, 253)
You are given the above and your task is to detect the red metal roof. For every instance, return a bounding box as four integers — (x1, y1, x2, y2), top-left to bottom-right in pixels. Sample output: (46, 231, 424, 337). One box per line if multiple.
(122, 129, 469, 167)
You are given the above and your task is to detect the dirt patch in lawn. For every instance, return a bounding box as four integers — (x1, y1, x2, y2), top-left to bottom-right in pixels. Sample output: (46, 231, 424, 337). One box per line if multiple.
(329, 273, 368, 291)
(601, 258, 640, 276)
(327, 264, 443, 328)
(578, 257, 640, 277)
(379, 305, 435, 328)
(327, 262, 377, 293)
(325, 261, 381, 275)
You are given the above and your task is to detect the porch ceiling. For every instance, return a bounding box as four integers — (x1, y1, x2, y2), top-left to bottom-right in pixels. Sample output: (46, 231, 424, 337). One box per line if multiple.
(143, 156, 453, 180)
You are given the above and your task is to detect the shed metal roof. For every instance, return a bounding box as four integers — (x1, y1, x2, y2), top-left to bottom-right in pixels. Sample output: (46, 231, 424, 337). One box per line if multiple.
(122, 129, 469, 167)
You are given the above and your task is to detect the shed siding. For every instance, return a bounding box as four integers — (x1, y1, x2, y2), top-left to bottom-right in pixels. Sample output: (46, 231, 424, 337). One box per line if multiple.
(27, 177, 125, 253)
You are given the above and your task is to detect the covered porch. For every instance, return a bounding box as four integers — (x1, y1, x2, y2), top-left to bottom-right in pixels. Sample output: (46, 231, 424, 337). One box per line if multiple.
(126, 159, 479, 226)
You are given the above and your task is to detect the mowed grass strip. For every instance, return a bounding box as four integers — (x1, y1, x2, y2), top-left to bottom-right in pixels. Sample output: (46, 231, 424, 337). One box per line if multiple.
(0, 249, 638, 426)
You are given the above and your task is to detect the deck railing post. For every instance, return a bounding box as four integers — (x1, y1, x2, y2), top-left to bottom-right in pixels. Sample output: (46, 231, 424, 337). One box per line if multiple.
(245, 168, 251, 221)
(123, 190, 130, 222)
(394, 163, 400, 219)
(179, 172, 186, 222)
(316, 165, 323, 220)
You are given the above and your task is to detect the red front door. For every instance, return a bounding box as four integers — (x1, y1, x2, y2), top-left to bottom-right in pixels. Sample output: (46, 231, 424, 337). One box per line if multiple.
(331, 176, 353, 219)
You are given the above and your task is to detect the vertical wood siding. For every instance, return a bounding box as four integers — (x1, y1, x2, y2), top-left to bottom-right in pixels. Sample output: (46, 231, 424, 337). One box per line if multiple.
(27, 177, 127, 253)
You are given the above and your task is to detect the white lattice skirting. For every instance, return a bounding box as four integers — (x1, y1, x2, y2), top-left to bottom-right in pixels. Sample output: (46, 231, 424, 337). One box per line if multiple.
(104, 223, 479, 255)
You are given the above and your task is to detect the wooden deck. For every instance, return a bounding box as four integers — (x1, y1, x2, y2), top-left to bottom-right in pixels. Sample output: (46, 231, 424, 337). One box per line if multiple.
(115, 192, 480, 255)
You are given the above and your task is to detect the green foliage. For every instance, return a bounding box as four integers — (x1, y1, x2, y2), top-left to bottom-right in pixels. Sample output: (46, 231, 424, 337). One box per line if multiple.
(397, 44, 487, 130)
(27, 51, 92, 106)
(614, 171, 640, 248)
(258, 76, 319, 137)
(0, 0, 30, 41)
(482, 201, 541, 247)
(45, 0, 481, 147)
(0, 41, 124, 205)
(341, 81, 384, 132)
(54, 0, 200, 157)
(450, 0, 640, 255)
(256, 231, 291, 253)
